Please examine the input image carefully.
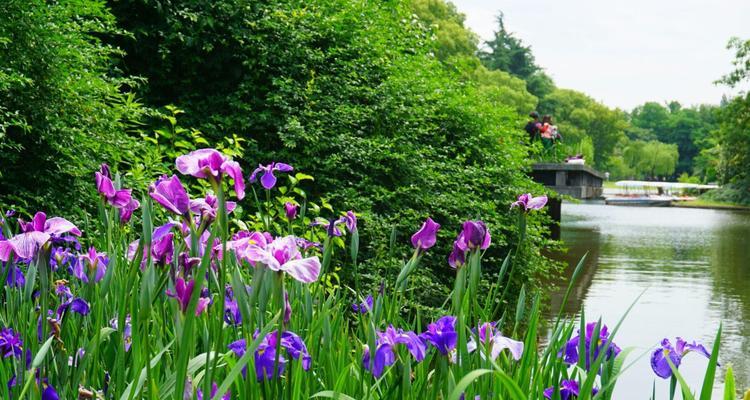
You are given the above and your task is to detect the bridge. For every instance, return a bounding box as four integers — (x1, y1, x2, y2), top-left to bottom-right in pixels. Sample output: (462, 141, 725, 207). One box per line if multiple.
(529, 163, 605, 237)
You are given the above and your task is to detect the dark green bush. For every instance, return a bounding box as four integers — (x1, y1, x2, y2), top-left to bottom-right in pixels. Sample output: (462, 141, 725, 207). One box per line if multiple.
(0, 0, 146, 219)
(106, 0, 557, 308)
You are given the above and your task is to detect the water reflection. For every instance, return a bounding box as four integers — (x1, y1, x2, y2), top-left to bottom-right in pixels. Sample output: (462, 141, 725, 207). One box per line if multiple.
(547, 201, 750, 398)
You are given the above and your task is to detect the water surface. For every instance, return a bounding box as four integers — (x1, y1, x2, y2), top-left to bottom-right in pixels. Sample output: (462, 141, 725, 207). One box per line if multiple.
(547, 201, 750, 398)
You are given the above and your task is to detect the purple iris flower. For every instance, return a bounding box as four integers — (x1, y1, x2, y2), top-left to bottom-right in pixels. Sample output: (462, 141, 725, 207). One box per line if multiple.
(152, 232, 174, 266)
(3, 264, 25, 288)
(311, 217, 345, 237)
(224, 287, 242, 326)
(49, 247, 74, 272)
(126, 222, 180, 266)
(0, 328, 23, 359)
(448, 240, 466, 269)
(243, 236, 321, 283)
(466, 322, 524, 361)
(650, 337, 713, 379)
(56, 297, 91, 318)
(457, 220, 491, 251)
(0, 212, 81, 261)
(228, 330, 311, 381)
(41, 382, 59, 400)
(149, 175, 190, 216)
(510, 193, 548, 212)
(197, 382, 230, 400)
(543, 380, 597, 400)
(189, 194, 236, 224)
(562, 322, 621, 370)
(411, 217, 440, 250)
(95, 164, 133, 208)
(296, 238, 322, 251)
(341, 211, 357, 233)
(53, 280, 72, 300)
(166, 277, 210, 316)
(175, 149, 245, 200)
(119, 197, 140, 224)
(72, 247, 108, 283)
(249, 162, 294, 190)
(110, 315, 133, 352)
(362, 326, 426, 377)
(352, 294, 374, 314)
(284, 202, 298, 220)
(421, 316, 458, 356)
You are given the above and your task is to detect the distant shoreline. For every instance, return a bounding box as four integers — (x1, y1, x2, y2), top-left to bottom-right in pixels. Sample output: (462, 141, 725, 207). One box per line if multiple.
(671, 201, 750, 211)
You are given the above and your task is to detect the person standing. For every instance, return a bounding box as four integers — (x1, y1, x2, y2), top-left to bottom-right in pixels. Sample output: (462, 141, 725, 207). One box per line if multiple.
(524, 111, 541, 142)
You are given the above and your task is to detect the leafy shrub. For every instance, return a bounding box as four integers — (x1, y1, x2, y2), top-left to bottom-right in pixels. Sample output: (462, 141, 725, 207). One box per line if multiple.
(0, 0, 146, 219)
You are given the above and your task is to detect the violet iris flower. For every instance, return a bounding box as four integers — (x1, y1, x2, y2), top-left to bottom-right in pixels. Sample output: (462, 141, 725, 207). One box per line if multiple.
(510, 193, 548, 212)
(562, 322, 621, 370)
(341, 211, 357, 233)
(119, 197, 140, 224)
(543, 380, 597, 400)
(311, 217, 344, 237)
(352, 294, 373, 314)
(56, 297, 91, 318)
(243, 236, 321, 283)
(411, 217, 440, 250)
(53, 280, 72, 300)
(2, 265, 24, 288)
(149, 175, 190, 215)
(41, 382, 59, 400)
(152, 232, 174, 266)
(72, 247, 108, 283)
(175, 149, 245, 200)
(457, 220, 491, 251)
(189, 194, 236, 224)
(0, 212, 81, 261)
(228, 330, 311, 381)
(49, 247, 74, 272)
(362, 326, 426, 377)
(448, 240, 466, 269)
(421, 316, 458, 356)
(166, 277, 210, 316)
(284, 202, 298, 220)
(249, 162, 293, 190)
(296, 238, 322, 251)
(0, 327, 23, 359)
(197, 383, 230, 400)
(466, 322, 524, 361)
(95, 164, 133, 208)
(650, 337, 713, 379)
(224, 287, 242, 326)
(110, 315, 133, 352)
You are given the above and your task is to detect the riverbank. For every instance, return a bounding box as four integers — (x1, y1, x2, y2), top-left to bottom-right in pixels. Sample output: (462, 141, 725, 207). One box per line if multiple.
(673, 199, 750, 211)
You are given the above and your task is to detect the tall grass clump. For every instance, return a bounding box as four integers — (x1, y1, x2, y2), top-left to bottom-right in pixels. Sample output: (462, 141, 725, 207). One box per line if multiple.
(0, 148, 729, 399)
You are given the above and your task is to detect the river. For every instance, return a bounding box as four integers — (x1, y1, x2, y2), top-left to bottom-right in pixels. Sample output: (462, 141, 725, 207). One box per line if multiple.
(547, 201, 750, 398)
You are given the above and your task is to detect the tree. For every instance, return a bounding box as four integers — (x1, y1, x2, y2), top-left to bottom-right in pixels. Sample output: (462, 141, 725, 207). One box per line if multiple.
(410, 0, 479, 60)
(539, 89, 627, 169)
(0, 0, 145, 218)
(105, 0, 556, 304)
(479, 13, 554, 99)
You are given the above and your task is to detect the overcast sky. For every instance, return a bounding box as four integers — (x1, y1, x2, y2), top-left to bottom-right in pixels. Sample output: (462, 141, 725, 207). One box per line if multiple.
(450, 0, 750, 110)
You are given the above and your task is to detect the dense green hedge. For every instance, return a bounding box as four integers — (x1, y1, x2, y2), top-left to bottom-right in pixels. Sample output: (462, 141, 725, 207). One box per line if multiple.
(1, 0, 557, 309)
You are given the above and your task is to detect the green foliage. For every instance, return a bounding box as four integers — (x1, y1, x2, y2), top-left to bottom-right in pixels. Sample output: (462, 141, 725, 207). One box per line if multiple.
(618, 140, 679, 179)
(410, 0, 479, 60)
(539, 89, 628, 169)
(479, 13, 554, 99)
(0, 0, 146, 219)
(106, 0, 556, 307)
(628, 102, 719, 176)
(703, 37, 750, 204)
